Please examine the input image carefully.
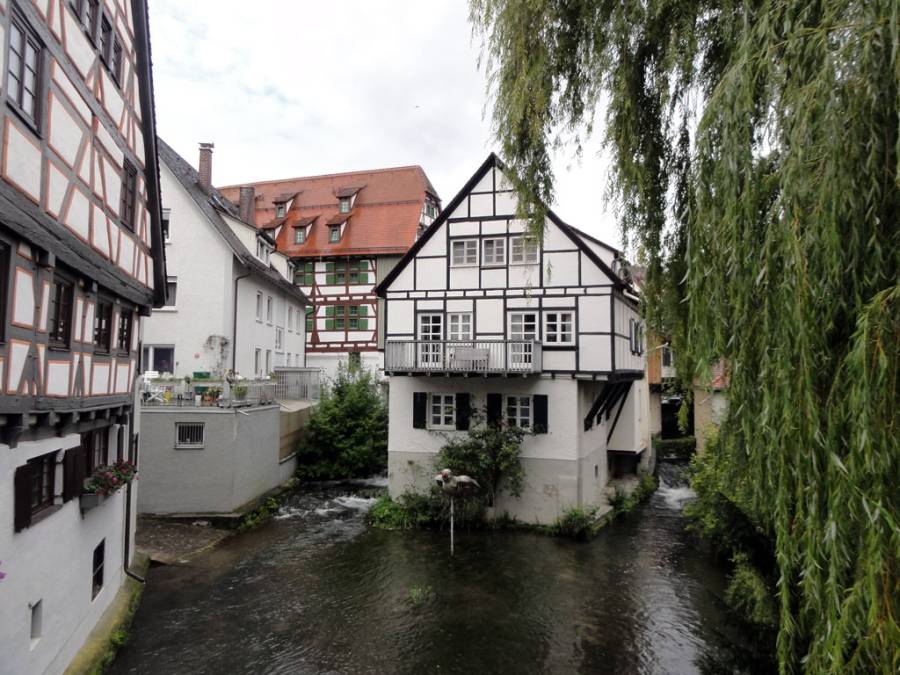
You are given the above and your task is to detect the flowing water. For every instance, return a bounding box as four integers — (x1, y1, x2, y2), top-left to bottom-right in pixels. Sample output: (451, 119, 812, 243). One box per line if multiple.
(111, 463, 771, 674)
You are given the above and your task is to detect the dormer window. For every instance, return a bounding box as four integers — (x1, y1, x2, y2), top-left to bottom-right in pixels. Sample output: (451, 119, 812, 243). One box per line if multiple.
(275, 202, 286, 218)
(294, 227, 306, 245)
(329, 226, 341, 243)
(256, 238, 271, 264)
(339, 198, 350, 214)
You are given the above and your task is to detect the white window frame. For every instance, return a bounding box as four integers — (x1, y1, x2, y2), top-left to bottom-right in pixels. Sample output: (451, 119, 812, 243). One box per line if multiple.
(256, 238, 271, 264)
(451, 239, 478, 267)
(294, 227, 305, 244)
(266, 296, 273, 324)
(510, 236, 538, 264)
(543, 311, 575, 345)
(329, 226, 341, 242)
(175, 422, 205, 449)
(506, 395, 532, 429)
(275, 327, 283, 350)
(254, 348, 261, 375)
(162, 208, 171, 243)
(265, 350, 272, 374)
(287, 307, 293, 332)
(482, 237, 506, 266)
(508, 312, 538, 367)
(339, 197, 350, 213)
(417, 313, 444, 368)
(275, 203, 286, 218)
(429, 393, 456, 430)
(447, 312, 473, 341)
(255, 292, 263, 322)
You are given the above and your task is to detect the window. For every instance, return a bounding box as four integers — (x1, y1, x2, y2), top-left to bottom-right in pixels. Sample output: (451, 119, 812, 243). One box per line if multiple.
(255, 292, 263, 321)
(81, 0, 100, 43)
(81, 428, 109, 471)
(48, 277, 74, 348)
(164, 278, 177, 307)
(482, 238, 506, 266)
(266, 296, 273, 324)
(176, 422, 205, 448)
(287, 307, 293, 332)
(110, 35, 122, 85)
(92, 540, 105, 599)
(120, 160, 137, 230)
(161, 208, 171, 242)
(662, 344, 672, 367)
(333, 260, 347, 285)
(544, 312, 574, 345)
(629, 319, 644, 355)
(511, 236, 539, 264)
(0, 242, 8, 337)
(142, 345, 174, 374)
(297, 261, 315, 286)
(286, 353, 292, 366)
(509, 312, 537, 367)
(7, 12, 42, 129)
(30, 599, 42, 645)
(425, 202, 437, 218)
(294, 227, 305, 244)
(254, 348, 261, 375)
(275, 327, 283, 350)
(506, 395, 532, 429)
(275, 202, 286, 218)
(305, 306, 313, 332)
(448, 313, 472, 341)
(451, 239, 478, 266)
(429, 393, 455, 429)
(256, 239, 271, 264)
(99, 14, 113, 65)
(265, 350, 272, 373)
(349, 259, 369, 284)
(339, 197, 350, 213)
(417, 314, 443, 367)
(329, 226, 340, 243)
(296, 308, 303, 333)
(29, 453, 56, 516)
(116, 308, 132, 353)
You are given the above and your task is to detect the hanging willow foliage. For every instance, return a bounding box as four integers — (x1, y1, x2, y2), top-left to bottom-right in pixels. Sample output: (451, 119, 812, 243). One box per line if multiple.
(471, 1, 899, 673)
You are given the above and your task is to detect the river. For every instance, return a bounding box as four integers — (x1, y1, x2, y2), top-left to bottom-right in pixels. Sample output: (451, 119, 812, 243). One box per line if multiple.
(110, 461, 770, 674)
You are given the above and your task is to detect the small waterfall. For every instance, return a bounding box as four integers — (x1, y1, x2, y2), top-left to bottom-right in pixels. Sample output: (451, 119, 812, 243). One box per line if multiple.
(655, 459, 696, 510)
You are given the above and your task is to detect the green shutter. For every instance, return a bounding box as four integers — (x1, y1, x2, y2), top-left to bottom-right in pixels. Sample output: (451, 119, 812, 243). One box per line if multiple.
(358, 305, 368, 316)
(358, 319, 368, 330)
(325, 306, 334, 317)
(358, 273, 369, 284)
(325, 262, 334, 272)
(305, 262, 314, 272)
(325, 274, 335, 285)
(325, 319, 335, 330)
(304, 274, 314, 285)
(305, 306, 313, 315)
(306, 319, 313, 331)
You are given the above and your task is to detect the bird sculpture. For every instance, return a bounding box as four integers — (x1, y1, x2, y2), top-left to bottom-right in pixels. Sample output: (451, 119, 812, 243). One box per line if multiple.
(435, 468, 480, 497)
(434, 469, 480, 556)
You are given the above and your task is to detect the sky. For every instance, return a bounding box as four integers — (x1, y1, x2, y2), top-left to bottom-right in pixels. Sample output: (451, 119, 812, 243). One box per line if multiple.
(148, 1, 620, 247)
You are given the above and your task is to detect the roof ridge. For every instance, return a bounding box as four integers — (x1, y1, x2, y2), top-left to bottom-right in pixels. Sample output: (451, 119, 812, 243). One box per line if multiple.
(218, 164, 428, 189)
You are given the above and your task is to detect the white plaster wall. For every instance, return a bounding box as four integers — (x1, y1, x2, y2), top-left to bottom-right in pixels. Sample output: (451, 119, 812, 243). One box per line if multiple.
(308, 351, 383, 381)
(0, 435, 128, 675)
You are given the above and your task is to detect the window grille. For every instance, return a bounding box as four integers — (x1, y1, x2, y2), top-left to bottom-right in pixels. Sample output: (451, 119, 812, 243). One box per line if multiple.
(176, 422, 205, 448)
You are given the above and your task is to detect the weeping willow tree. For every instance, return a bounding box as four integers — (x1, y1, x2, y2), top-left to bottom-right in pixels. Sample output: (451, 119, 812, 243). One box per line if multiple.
(470, 1, 899, 673)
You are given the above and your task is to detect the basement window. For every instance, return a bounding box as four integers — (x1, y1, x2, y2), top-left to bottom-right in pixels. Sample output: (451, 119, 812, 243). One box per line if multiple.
(91, 540, 104, 600)
(175, 422, 205, 448)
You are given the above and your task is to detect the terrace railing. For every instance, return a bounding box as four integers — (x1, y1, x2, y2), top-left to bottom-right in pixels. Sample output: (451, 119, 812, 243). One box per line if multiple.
(384, 340, 542, 375)
(141, 379, 277, 408)
(273, 367, 322, 401)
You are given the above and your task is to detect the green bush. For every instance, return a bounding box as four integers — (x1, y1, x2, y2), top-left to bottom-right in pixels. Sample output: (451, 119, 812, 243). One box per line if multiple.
(435, 414, 527, 506)
(549, 505, 599, 540)
(295, 364, 387, 480)
(725, 554, 778, 629)
(368, 489, 486, 530)
(652, 435, 696, 458)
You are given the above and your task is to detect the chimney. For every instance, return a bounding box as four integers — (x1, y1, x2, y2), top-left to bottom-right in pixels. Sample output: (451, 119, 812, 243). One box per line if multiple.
(238, 186, 256, 225)
(198, 142, 214, 188)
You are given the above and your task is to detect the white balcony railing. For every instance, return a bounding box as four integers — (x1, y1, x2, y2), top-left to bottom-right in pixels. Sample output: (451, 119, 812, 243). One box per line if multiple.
(385, 340, 542, 375)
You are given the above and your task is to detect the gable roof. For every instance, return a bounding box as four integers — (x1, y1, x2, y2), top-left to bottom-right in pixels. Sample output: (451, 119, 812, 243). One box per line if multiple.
(157, 138, 309, 305)
(374, 153, 628, 296)
(218, 165, 439, 258)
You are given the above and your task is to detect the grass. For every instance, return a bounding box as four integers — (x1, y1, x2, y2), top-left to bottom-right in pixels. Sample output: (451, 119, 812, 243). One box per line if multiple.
(406, 584, 434, 608)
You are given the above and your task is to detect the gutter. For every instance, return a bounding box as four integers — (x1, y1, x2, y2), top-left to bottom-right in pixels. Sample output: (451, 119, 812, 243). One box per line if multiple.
(232, 269, 252, 371)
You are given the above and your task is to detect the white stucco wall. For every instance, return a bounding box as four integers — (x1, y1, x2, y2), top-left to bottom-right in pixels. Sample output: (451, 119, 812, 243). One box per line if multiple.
(0, 433, 133, 675)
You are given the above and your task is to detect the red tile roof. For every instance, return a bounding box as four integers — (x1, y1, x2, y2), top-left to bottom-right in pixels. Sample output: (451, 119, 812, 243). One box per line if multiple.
(218, 165, 439, 258)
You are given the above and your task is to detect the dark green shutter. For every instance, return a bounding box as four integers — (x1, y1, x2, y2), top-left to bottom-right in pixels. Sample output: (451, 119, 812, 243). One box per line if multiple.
(413, 393, 427, 429)
(14, 464, 32, 532)
(358, 319, 368, 329)
(358, 272, 368, 284)
(325, 306, 334, 317)
(455, 393, 471, 431)
(358, 306, 368, 316)
(304, 274, 314, 285)
(325, 274, 335, 285)
(325, 319, 335, 330)
(306, 319, 314, 332)
(325, 262, 334, 271)
(486, 393, 502, 427)
(534, 395, 549, 434)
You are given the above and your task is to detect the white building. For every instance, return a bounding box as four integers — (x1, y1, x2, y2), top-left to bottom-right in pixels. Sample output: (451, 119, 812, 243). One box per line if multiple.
(376, 154, 652, 524)
(0, 1, 165, 673)
(142, 140, 308, 380)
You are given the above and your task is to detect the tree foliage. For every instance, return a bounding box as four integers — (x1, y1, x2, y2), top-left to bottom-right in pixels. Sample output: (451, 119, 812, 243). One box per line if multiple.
(294, 364, 388, 480)
(472, 1, 899, 672)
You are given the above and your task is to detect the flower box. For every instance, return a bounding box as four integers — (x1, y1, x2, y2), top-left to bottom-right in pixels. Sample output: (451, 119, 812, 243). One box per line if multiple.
(80, 492, 107, 512)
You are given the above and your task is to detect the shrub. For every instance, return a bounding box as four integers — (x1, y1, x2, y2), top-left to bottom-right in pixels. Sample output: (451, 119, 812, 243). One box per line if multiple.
(368, 489, 486, 530)
(294, 364, 387, 480)
(652, 435, 696, 458)
(435, 413, 527, 506)
(549, 505, 599, 540)
(725, 554, 778, 629)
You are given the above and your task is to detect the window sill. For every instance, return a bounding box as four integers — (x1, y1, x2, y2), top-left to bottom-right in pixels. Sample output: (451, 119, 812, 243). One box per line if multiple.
(509, 261, 539, 266)
(47, 344, 71, 353)
(155, 307, 177, 313)
(427, 425, 458, 432)
(450, 263, 479, 268)
(175, 445, 205, 450)
(29, 504, 62, 528)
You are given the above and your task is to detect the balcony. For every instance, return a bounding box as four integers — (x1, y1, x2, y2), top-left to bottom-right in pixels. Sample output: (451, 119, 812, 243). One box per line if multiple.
(385, 340, 543, 375)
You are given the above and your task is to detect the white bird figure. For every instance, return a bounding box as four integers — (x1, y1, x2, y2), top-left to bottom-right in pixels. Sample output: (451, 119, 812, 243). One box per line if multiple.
(435, 468, 480, 497)
(434, 469, 480, 555)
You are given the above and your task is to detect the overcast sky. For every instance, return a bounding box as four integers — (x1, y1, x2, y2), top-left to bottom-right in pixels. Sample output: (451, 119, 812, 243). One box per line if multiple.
(148, 1, 620, 246)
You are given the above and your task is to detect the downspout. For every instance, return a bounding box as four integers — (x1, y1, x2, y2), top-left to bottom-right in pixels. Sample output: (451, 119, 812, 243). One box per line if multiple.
(232, 270, 252, 372)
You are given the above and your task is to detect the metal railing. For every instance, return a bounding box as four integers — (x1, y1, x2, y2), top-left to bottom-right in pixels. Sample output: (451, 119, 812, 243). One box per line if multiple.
(273, 367, 322, 400)
(141, 379, 277, 408)
(384, 340, 543, 374)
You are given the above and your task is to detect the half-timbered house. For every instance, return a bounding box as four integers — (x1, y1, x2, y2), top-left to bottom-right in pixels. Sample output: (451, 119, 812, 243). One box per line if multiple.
(376, 154, 652, 524)
(0, 1, 164, 673)
(219, 165, 440, 376)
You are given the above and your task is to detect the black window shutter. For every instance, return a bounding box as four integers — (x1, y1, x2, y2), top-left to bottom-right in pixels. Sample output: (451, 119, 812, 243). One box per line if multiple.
(412, 392, 427, 429)
(486, 393, 502, 426)
(116, 425, 125, 462)
(14, 464, 32, 532)
(62, 448, 79, 502)
(455, 393, 471, 431)
(534, 395, 549, 434)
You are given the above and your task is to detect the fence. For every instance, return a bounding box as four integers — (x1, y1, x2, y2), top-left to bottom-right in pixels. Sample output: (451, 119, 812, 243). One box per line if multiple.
(141, 379, 277, 408)
(273, 367, 322, 401)
(384, 339, 543, 374)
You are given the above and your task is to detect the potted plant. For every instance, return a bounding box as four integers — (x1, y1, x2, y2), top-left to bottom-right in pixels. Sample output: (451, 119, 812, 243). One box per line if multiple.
(204, 386, 222, 404)
(81, 460, 137, 511)
(233, 384, 248, 401)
